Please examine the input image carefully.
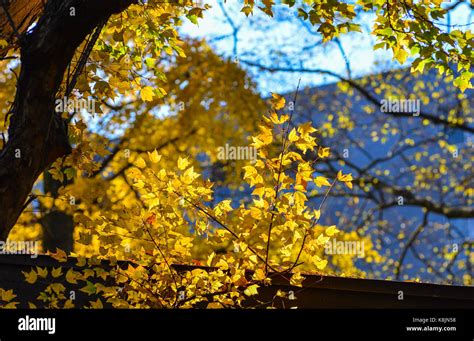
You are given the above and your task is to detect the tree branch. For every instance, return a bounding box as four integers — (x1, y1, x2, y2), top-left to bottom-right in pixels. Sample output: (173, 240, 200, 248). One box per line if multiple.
(0, 0, 138, 240)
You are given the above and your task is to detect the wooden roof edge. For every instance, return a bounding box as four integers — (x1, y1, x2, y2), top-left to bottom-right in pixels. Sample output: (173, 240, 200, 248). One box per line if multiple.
(0, 254, 472, 301)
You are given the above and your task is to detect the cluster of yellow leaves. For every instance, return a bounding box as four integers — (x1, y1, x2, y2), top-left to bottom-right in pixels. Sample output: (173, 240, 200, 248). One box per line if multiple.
(6, 98, 342, 308)
(20, 266, 73, 309)
(0, 0, 469, 303)
(241, 0, 472, 91)
(51, 94, 364, 308)
(5, 88, 381, 308)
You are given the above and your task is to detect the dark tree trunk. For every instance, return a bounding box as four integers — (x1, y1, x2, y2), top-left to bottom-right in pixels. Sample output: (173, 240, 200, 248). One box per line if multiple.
(0, 0, 136, 240)
(41, 169, 74, 253)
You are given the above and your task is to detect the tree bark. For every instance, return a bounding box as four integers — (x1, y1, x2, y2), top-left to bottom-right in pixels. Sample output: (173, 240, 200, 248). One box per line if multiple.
(0, 0, 43, 57)
(41, 169, 74, 253)
(0, 0, 136, 240)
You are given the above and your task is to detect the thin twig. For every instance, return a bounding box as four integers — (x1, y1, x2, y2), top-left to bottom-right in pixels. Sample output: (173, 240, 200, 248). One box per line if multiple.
(264, 79, 301, 274)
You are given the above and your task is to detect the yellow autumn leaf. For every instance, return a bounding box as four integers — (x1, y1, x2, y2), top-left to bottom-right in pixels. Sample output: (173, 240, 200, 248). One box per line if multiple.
(394, 47, 409, 64)
(48, 248, 68, 262)
(215, 199, 233, 216)
(51, 267, 63, 278)
(249, 254, 258, 264)
(253, 268, 266, 281)
(243, 165, 258, 180)
(3, 302, 18, 309)
(275, 290, 286, 298)
(325, 225, 339, 237)
(337, 171, 353, 189)
(337, 171, 350, 181)
(177, 156, 190, 170)
(271, 93, 285, 110)
(288, 128, 298, 142)
(315, 258, 328, 270)
(134, 157, 147, 169)
(316, 233, 330, 245)
(1, 289, 16, 302)
(206, 252, 215, 267)
(295, 139, 316, 153)
(63, 300, 74, 308)
(318, 147, 330, 158)
(182, 166, 200, 184)
(76, 256, 87, 267)
(252, 124, 273, 148)
(50, 283, 66, 294)
(314, 176, 331, 187)
(66, 269, 78, 284)
(294, 191, 307, 206)
(23, 270, 38, 284)
(252, 185, 265, 197)
(269, 112, 289, 124)
(290, 272, 305, 287)
(215, 258, 229, 270)
(207, 302, 223, 309)
(36, 267, 48, 279)
(244, 284, 259, 296)
(297, 122, 317, 135)
(148, 149, 161, 164)
(90, 299, 103, 309)
(140, 86, 155, 102)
